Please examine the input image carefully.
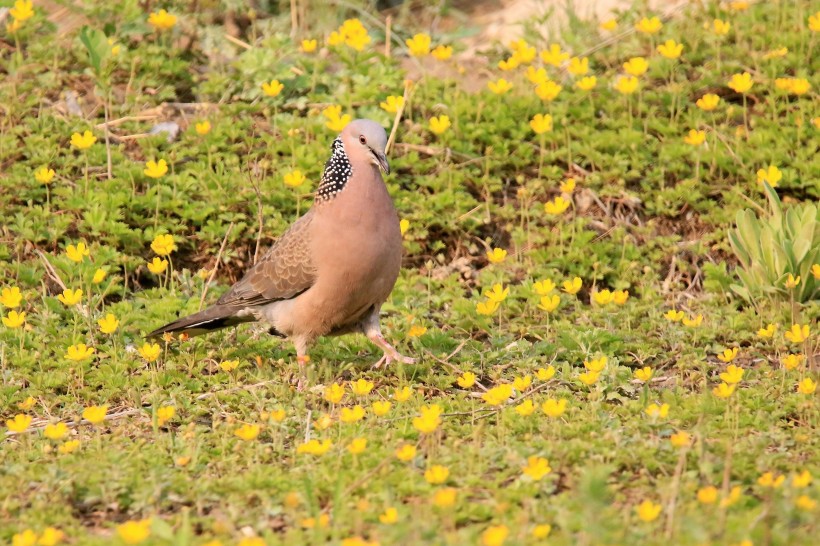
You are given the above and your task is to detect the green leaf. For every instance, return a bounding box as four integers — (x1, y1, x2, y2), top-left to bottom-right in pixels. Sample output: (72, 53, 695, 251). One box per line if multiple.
(78, 26, 109, 77)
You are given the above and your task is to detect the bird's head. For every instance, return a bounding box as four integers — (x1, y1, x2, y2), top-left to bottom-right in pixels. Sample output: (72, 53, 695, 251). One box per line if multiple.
(341, 119, 390, 175)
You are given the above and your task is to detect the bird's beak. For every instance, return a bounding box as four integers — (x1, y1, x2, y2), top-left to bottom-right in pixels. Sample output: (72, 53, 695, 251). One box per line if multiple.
(372, 150, 390, 175)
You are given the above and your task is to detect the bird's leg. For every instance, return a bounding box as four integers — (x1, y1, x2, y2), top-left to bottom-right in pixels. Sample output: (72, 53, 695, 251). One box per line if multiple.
(294, 338, 311, 391)
(362, 310, 415, 368)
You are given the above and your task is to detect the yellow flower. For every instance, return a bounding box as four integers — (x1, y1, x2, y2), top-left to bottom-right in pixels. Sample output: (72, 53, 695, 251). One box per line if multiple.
(379, 95, 404, 114)
(562, 277, 582, 295)
(300, 39, 317, 53)
(696, 93, 720, 111)
(785, 273, 800, 288)
(486, 247, 507, 264)
(97, 313, 119, 334)
(535, 80, 562, 101)
(296, 438, 333, 456)
(784, 323, 809, 343)
(762, 46, 788, 59)
(788, 78, 811, 95)
(399, 218, 410, 236)
(261, 79, 284, 98)
(58, 439, 80, 454)
(3, 310, 25, 329)
(482, 525, 509, 546)
(379, 507, 398, 524)
(537, 294, 560, 313)
(6, 18, 22, 33)
(18, 396, 35, 410)
(610, 289, 628, 305)
(432, 487, 457, 508)
(92, 268, 107, 284)
(482, 384, 513, 406)
(797, 378, 817, 395)
(567, 56, 589, 76)
(515, 399, 536, 416)
(813, 263, 820, 279)
(407, 324, 427, 338)
(592, 289, 613, 305)
(323, 382, 345, 404)
(70, 130, 96, 150)
(1, 286, 23, 308)
(327, 30, 344, 47)
(150, 234, 176, 256)
(758, 472, 785, 488)
(283, 169, 306, 188)
(533, 279, 555, 295)
(810, 11, 820, 32)
(425, 464, 450, 484)
(371, 400, 391, 416)
(65, 242, 90, 263)
(457, 371, 476, 388)
(512, 375, 532, 391)
(758, 323, 777, 338)
(488, 78, 513, 95)
(728, 72, 753, 93)
(156, 406, 175, 426)
(58, 288, 83, 306)
(500, 58, 519, 72)
(341, 405, 366, 423)
(406, 33, 431, 56)
(729, 1, 749, 10)
(116, 519, 152, 544)
(509, 39, 536, 63)
(578, 370, 600, 386)
(575, 75, 597, 91)
(484, 283, 509, 303)
(327, 112, 352, 132)
(219, 359, 239, 372)
(148, 8, 176, 30)
(10, 0, 34, 22)
(395, 443, 417, 461)
(350, 378, 374, 396)
(544, 195, 570, 215)
(147, 257, 168, 274)
(540, 398, 567, 418)
(782, 354, 804, 370)
(713, 19, 730, 36)
(684, 129, 706, 146)
(600, 19, 617, 31)
(560, 178, 576, 193)
(313, 413, 332, 430)
(529, 113, 553, 135)
(143, 159, 168, 178)
(269, 408, 286, 422)
(234, 423, 261, 440)
(82, 404, 108, 425)
(657, 39, 683, 59)
(34, 166, 56, 184)
(394, 386, 412, 402)
(720, 364, 744, 384)
(682, 314, 703, 327)
(540, 44, 569, 67)
(645, 403, 669, 418)
(623, 57, 649, 77)
(756, 165, 782, 187)
(712, 382, 735, 398)
(717, 347, 739, 363)
(796, 495, 817, 512)
(792, 470, 812, 488)
(634, 367, 653, 382)
(636, 499, 662, 522)
(413, 404, 442, 434)
(6, 413, 32, 433)
(697, 485, 718, 504)
(526, 66, 548, 85)
(14, 530, 38, 546)
(429, 115, 451, 135)
(38, 527, 65, 546)
(347, 437, 367, 454)
(635, 16, 662, 34)
(522, 455, 551, 480)
(670, 431, 690, 448)
(476, 300, 500, 315)
(237, 538, 265, 546)
(65, 343, 95, 362)
(431, 45, 453, 60)
(614, 75, 639, 95)
(536, 366, 555, 381)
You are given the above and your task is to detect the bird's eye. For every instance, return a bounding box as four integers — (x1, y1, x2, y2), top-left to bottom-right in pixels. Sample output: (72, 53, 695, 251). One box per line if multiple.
(359, 135, 367, 145)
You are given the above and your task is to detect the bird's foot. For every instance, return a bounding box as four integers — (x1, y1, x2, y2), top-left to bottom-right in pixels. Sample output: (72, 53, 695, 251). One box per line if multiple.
(373, 347, 416, 369)
(295, 354, 311, 392)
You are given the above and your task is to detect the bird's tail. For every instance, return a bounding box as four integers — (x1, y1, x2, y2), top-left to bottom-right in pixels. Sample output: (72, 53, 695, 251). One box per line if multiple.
(146, 304, 254, 339)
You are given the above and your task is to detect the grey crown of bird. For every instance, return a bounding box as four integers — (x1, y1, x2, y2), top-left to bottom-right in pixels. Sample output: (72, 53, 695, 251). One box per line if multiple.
(148, 119, 415, 376)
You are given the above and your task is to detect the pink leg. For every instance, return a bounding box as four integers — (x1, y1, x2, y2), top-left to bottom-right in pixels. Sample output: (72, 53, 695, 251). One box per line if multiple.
(367, 331, 416, 369)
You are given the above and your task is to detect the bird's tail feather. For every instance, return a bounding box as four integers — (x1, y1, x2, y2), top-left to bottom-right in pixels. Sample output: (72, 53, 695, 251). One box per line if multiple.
(146, 305, 254, 339)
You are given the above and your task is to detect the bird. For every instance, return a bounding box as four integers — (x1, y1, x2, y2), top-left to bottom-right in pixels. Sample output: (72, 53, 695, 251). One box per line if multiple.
(147, 119, 415, 385)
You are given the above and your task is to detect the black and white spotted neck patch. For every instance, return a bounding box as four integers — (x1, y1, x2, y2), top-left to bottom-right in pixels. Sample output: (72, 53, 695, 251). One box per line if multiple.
(315, 137, 353, 202)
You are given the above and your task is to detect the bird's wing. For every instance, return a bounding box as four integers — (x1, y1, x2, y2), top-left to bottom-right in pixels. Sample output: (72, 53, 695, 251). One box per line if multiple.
(216, 212, 317, 307)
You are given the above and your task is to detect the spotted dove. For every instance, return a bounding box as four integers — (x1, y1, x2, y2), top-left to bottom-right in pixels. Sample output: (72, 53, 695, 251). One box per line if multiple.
(148, 119, 414, 379)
